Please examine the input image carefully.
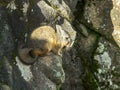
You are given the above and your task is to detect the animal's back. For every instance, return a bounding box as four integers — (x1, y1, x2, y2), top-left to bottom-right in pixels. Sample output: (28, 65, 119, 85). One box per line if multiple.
(30, 26, 57, 53)
(30, 26, 56, 40)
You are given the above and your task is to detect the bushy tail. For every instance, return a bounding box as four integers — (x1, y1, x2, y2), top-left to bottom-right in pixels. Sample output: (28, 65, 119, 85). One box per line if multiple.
(18, 45, 48, 64)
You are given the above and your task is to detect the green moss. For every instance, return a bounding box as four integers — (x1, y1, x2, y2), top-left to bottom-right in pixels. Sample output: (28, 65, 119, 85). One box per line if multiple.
(0, 1, 8, 7)
(83, 72, 98, 90)
(79, 56, 99, 90)
(57, 84, 62, 90)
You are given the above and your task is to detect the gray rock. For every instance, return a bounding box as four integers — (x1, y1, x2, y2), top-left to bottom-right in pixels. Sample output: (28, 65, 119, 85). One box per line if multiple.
(4, 0, 120, 90)
(80, 0, 114, 43)
(0, 7, 14, 59)
(94, 37, 120, 90)
(64, 0, 78, 12)
(46, 0, 74, 20)
(30, 71, 56, 90)
(0, 57, 13, 89)
(75, 27, 99, 59)
(62, 47, 84, 90)
(37, 0, 57, 22)
(1, 85, 11, 90)
(32, 53, 65, 85)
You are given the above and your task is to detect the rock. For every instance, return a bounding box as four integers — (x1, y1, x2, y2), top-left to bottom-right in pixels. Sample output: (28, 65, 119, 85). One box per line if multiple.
(0, 56, 34, 90)
(111, 0, 120, 48)
(75, 27, 99, 59)
(0, 7, 33, 90)
(73, 1, 120, 90)
(15, 57, 33, 82)
(0, 57, 13, 89)
(46, 0, 74, 21)
(0, 7, 14, 59)
(80, 0, 115, 43)
(94, 37, 120, 90)
(64, 24, 99, 90)
(61, 47, 84, 90)
(31, 53, 65, 85)
(37, 0, 57, 22)
(31, 71, 56, 90)
(4, 0, 120, 90)
(0, 85, 11, 90)
(64, 0, 78, 12)
(0, 1, 77, 90)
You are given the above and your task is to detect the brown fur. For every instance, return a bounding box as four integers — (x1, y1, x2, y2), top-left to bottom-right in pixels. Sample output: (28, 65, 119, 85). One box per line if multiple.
(18, 26, 69, 64)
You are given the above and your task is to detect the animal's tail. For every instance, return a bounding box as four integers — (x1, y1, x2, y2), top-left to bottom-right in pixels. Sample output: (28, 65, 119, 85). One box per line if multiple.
(18, 44, 48, 64)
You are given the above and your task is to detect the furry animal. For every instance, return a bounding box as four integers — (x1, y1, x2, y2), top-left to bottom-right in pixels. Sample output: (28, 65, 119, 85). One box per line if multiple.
(18, 26, 70, 64)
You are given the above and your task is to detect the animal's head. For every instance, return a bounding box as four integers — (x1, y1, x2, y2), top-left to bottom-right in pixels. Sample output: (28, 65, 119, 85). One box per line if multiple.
(56, 24, 73, 49)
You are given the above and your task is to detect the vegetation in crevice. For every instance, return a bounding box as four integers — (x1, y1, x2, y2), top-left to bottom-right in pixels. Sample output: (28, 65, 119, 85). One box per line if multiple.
(72, 0, 102, 89)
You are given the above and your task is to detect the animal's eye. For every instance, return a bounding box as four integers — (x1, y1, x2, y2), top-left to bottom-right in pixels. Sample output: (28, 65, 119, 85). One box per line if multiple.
(65, 37, 69, 40)
(63, 46, 66, 49)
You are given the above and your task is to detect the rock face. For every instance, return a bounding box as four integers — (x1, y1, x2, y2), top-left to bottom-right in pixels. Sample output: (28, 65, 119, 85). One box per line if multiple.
(32, 54, 65, 85)
(93, 38, 120, 90)
(0, 0, 77, 90)
(0, 0, 120, 90)
(111, 0, 120, 48)
(81, 0, 114, 42)
(74, 0, 120, 90)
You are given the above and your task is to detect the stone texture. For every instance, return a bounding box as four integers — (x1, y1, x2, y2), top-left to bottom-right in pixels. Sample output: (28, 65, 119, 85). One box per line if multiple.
(31, 71, 56, 90)
(37, 0, 57, 22)
(94, 37, 120, 90)
(73, 0, 120, 90)
(0, 84, 11, 90)
(111, 0, 120, 47)
(46, 0, 74, 21)
(0, 0, 77, 90)
(61, 47, 84, 90)
(0, 7, 14, 59)
(80, 0, 115, 43)
(32, 53, 65, 85)
(0, 0, 120, 90)
(64, 0, 78, 12)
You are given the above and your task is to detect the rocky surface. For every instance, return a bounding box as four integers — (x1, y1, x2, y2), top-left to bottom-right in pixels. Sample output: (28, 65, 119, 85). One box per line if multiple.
(111, 0, 120, 48)
(0, 0, 77, 90)
(74, 0, 120, 90)
(78, 0, 115, 43)
(0, 0, 120, 90)
(32, 53, 65, 85)
(94, 38, 120, 90)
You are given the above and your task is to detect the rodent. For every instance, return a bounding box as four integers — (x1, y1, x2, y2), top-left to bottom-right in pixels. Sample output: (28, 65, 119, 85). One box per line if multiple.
(18, 26, 69, 64)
